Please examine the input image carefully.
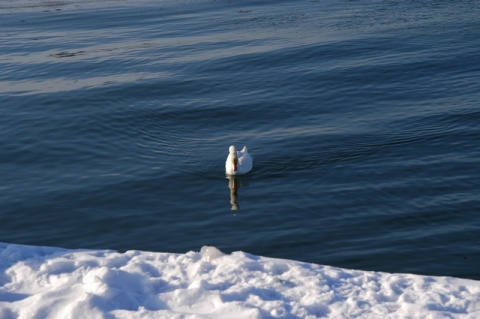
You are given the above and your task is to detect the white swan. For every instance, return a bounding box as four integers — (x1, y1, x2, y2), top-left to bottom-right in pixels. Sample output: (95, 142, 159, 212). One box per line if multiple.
(225, 145, 253, 175)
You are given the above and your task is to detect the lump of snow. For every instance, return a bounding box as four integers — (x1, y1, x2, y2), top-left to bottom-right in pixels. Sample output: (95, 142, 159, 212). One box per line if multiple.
(200, 245, 224, 262)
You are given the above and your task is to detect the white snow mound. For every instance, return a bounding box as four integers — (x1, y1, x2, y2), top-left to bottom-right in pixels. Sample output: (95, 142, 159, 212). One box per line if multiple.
(0, 242, 479, 318)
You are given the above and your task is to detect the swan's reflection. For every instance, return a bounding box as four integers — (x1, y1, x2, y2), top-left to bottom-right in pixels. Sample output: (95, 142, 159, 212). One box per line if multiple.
(226, 174, 252, 211)
(227, 175, 240, 210)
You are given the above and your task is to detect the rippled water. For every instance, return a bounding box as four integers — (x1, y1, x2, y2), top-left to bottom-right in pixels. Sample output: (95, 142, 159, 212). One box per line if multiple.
(1, 0, 479, 279)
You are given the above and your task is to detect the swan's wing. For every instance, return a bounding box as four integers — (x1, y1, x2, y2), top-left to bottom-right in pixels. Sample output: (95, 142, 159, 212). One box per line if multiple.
(237, 152, 253, 173)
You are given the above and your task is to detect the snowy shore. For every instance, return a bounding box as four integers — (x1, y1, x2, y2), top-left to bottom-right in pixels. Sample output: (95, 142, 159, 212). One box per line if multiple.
(0, 243, 479, 318)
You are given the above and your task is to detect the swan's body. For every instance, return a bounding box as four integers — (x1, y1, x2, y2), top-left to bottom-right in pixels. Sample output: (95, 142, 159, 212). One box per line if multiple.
(225, 145, 253, 175)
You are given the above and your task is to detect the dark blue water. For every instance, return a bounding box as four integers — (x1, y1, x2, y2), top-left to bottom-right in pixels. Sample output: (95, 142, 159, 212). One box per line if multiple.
(1, 0, 479, 280)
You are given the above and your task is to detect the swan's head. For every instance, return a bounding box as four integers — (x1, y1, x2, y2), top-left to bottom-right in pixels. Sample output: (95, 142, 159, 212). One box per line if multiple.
(229, 145, 238, 172)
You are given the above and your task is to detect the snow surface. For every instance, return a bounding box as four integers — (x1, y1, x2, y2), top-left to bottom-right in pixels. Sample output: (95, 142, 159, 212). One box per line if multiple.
(0, 243, 479, 319)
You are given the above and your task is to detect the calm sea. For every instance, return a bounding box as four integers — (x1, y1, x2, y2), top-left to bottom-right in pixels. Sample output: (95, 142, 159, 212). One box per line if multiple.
(1, 0, 479, 280)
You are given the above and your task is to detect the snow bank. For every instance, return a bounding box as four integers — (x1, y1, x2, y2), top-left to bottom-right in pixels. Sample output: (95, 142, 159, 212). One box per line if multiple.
(0, 243, 479, 318)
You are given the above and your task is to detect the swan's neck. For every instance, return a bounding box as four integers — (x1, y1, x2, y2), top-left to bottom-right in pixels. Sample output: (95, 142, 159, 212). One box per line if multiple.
(232, 153, 238, 172)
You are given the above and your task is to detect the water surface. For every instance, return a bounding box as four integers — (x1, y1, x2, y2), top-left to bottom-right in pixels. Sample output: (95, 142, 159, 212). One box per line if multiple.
(1, 0, 479, 279)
